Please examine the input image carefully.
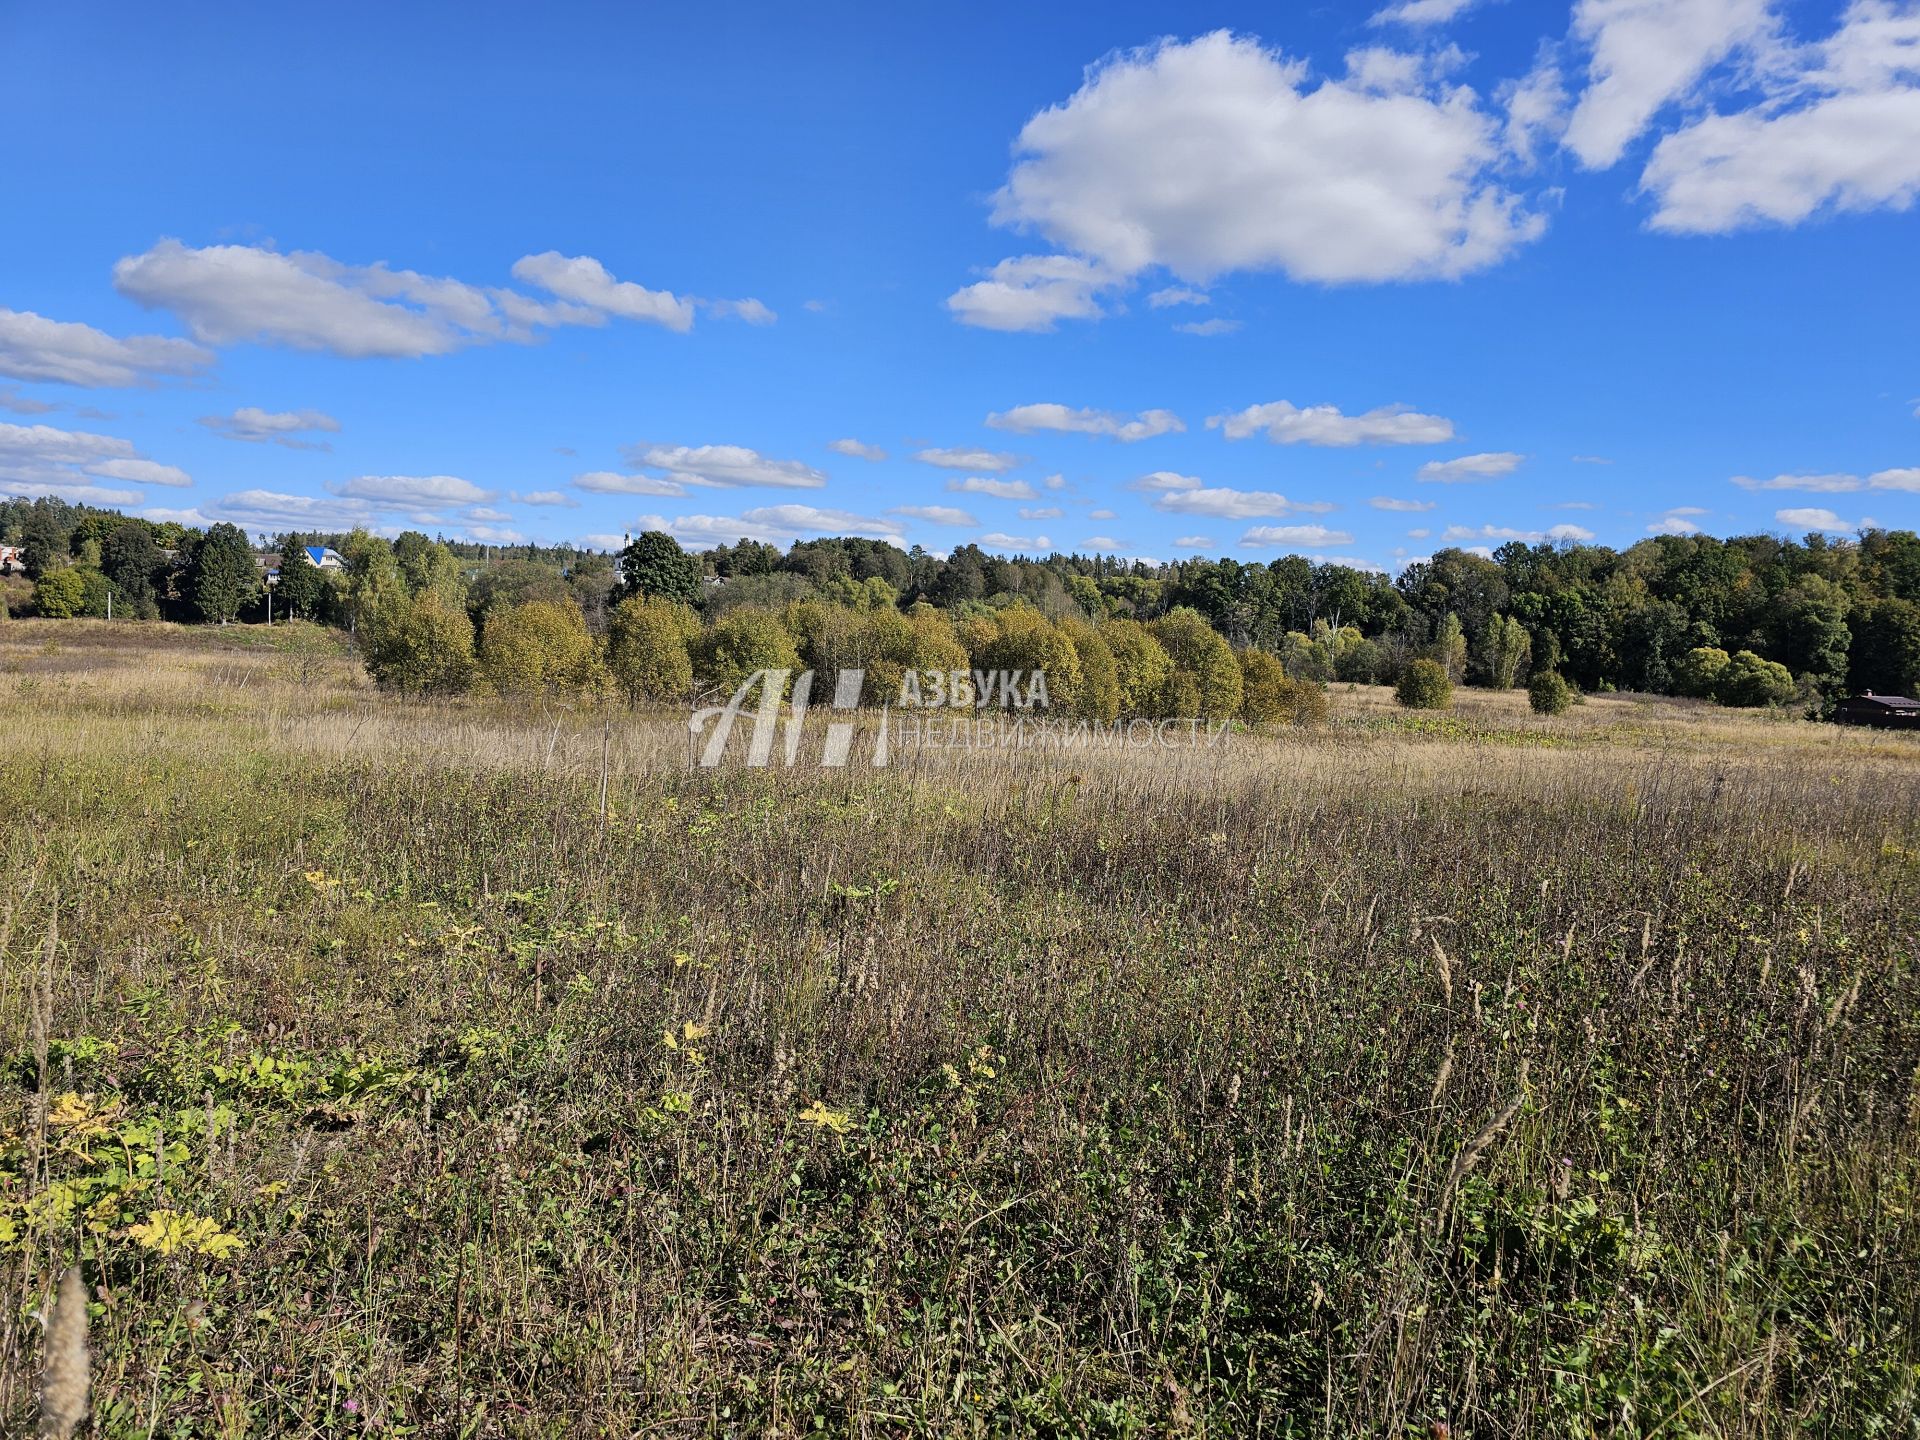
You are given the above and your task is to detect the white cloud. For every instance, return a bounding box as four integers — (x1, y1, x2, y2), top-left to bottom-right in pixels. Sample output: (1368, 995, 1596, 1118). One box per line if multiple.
(0, 386, 58, 415)
(977, 30, 1544, 299)
(0, 420, 192, 495)
(516, 490, 579, 507)
(916, 446, 1020, 472)
(1418, 450, 1525, 481)
(88, 458, 191, 487)
(1147, 286, 1210, 307)
(0, 307, 212, 388)
(978, 532, 1054, 551)
(1442, 520, 1596, 542)
(1369, 0, 1484, 26)
(1641, 1, 1920, 232)
(1173, 534, 1216, 548)
(829, 438, 888, 461)
(1370, 495, 1438, 511)
(1043, 473, 1069, 490)
(1871, 466, 1920, 491)
(622, 443, 828, 490)
(1089, 508, 1116, 520)
(199, 406, 341, 449)
(1153, 485, 1332, 520)
(1409, 527, 1433, 538)
(1777, 505, 1873, 532)
(986, 403, 1185, 441)
(332, 474, 497, 507)
(209, 488, 377, 532)
(946, 255, 1118, 332)
(947, 476, 1039, 500)
(1559, 500, 1600, 508)
(510, 251, 694, 331)
(1240, 524, 1357, 548)
(1502, 55, 1571, 168)
(1564, 0, 1779, 169)
(458, 522, 530, 544)
(577, 533, 628, 551)
(1648, 515, 1703, 534)
(1733, 471, 1863, 491)
(1083, 536, 1127, 550)
(641, 504, 904, 548)
(1211, 399, 1456, 446)
(111, 240, 699, 360)
(1571, 454, 1613, 464)
(706, 297, 777, 325)
(0, 480, 143, 506)
(575, 470, 687, 497)
(1133, 470, 1204, 492)
(1175, 318, 1241, 336)
(891, 504, 978, 526)
(1019, 505, 1065, 519)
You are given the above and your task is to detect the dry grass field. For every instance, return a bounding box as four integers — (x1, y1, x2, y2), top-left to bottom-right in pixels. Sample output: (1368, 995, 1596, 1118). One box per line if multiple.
(3, 620, 1919, 1436)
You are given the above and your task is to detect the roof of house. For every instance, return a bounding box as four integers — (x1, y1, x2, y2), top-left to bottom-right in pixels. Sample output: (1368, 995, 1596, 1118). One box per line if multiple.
(1843, 693, 1920, 710)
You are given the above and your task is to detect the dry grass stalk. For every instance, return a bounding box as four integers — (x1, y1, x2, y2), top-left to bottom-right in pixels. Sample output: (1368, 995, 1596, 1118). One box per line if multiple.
(36, 1265, 89, 1440)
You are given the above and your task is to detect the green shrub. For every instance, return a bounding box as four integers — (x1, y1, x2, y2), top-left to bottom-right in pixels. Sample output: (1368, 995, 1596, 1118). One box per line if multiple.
(1527, 670, 1574, 715)
(1675, 646, 1730, 698)
(1237, 649, 1289, 727)
(607, 595, 698, 704)
(1395, 658, 1453, 710)
(1714, 650, 1795, 708)
(692, 606, 800, 698)
(33, 569, 87, 619)
(482, 599, 603, 698)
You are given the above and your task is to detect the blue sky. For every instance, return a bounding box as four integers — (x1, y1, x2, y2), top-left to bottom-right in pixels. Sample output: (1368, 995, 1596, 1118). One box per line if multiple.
(1, 0, 1917, 573)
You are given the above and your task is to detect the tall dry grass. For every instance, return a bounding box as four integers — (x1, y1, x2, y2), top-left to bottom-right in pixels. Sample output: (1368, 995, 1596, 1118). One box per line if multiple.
(1, 620, 1918, 1434)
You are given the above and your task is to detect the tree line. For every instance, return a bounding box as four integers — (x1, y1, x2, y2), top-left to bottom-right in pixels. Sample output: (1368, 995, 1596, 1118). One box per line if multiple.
(6, 493, 1919, 712)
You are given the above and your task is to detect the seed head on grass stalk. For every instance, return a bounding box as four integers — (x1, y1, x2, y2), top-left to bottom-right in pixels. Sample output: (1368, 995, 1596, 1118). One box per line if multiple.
(36, 1264, 89, 1440)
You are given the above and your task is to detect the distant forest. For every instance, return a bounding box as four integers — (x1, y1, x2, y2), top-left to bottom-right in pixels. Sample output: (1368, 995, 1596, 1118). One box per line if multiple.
(5, 493, 1919, 708)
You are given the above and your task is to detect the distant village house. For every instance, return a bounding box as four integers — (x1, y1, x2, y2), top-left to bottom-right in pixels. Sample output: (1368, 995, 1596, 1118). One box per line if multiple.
(1834, 692, 1920, 729)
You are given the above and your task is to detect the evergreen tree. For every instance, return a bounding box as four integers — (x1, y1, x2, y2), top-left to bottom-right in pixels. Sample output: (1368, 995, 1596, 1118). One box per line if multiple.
(187, 523, 258, 624)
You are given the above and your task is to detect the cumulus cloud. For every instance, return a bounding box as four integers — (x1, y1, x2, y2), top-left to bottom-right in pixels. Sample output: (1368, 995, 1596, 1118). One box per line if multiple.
(1370, 495, 1438, 511)
(208, 488, 377, 532)
(1147, 286, 1210, 307)
(1173, 534, 1217, 548)
(986, 403, 1185, 441)
(1211, 400, 1456, 446)
(1640, 1, 1920, 232)
(1369, 0, 1485, 26)
(199, 407, 341, 450)
(1083, 536, 1127, 550)
(947, 476, 1039, 500)
(1019, 505, 1065, 520)
(0, 386, 58, 415)
(575, 471, 688, 497)
(1735, 467, 1920, 493)
(1152, 485, 1335, 520)
(509, 252, 694, 331)
(946, 255, 1119, 332)
(0, 307, 212, 388)
(916, 446, 1020, 472)
(111, 240, 701, 359)
(965, 29, 1545, 315)
(515, 490, 579, 507)
(1418, 450, 1526, 481)
(1778, 505, 1873, 532)
(1648, 513, 1703, 534)
(705, 297, 777, 325)
(978, 532, 1054, 551)
(641, 504, 905, 548)
(1133, 470, 1204, 492)
(1175, 318, 1241, 336)
(1563, 0, 1779, 169)
(331, 474, 497, 507)
(1240, 524, 1357, 548)
(1443, 521, 1595, 542)
(829, 438, 888, 461)
(0, 421, 192, 499)
(621, 443, 829, 490)
(891, 504, 979, 526)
